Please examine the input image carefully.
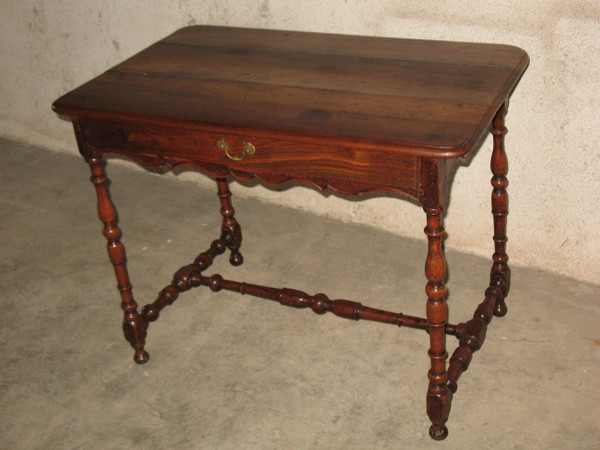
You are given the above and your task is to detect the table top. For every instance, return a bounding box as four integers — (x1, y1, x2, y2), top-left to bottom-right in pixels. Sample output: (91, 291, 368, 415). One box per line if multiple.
(53, 26, 528, 158)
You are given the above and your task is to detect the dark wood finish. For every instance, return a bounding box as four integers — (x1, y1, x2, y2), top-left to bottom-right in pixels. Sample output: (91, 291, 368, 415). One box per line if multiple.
(490, 103, 511, 315)
(216, 178, 244, 266)
(53, 26, 528, 159)
(85, 154, 148, 364)
(142, 227, 439, 331)
(423, 200, 451, 439)
(75, 117, 421, 198)
(52, 26, 528, 441)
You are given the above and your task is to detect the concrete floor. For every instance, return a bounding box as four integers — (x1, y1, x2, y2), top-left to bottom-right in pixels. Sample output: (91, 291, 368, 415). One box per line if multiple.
(1, 138, 599, 449)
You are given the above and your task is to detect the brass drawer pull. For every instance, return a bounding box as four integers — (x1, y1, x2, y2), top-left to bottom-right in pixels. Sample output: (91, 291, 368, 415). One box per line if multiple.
(217, 138, 256, 161)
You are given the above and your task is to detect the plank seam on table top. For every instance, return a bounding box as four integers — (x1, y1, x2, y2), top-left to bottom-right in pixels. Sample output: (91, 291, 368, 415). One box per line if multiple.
(54, 26, 529, 158)
(105, 68, 492, 111)
(155, 40, 523, 70)
(119, 41, 520, 97)
(163, 26, 526, 67)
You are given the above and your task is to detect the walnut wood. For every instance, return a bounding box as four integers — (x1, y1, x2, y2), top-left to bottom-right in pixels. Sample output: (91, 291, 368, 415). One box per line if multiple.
(53, 26, 528, 159)
(423, 199, 451, 440)
(73, 117, 421, 198)
(141, 230, 459, 334)
(53, 26, 529, 441)
(86, 155, 148, 364)
(216, 178, 243, 266)
(141, 238, 227, 323)
(204, 276, 434, 330)
(445, 103, 515, 397)
(447, 286, 502, 393)
(490, 103, 511, 316)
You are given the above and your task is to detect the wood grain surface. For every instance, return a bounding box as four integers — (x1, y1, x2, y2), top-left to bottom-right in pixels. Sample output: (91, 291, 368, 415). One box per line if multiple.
(53, 26, 528, 157)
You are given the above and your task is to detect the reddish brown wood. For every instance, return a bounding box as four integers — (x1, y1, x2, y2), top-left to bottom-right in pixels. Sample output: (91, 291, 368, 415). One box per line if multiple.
(447, 286, 502, 393)
(216, 178, 243, 266)
(490, 103, 510, 316)
(142, 238, 226, 323)
(87, 155, 148, 364)
(445, 103, 514, 397)
(53, 26, 528, 160)
(73, 118, 421, 198)
(53, 26, 529, 441)
(490, 103, 511, 316)
(423, 199, 451, 439)
(142, 227, 450, 333)
(204, 276, 433, 330)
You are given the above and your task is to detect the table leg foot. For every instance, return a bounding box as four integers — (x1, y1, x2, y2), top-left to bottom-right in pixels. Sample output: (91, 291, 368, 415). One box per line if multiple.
(494, 296, 508, 317)
(427, 387, 451, 440)
(429, 424, 449, 441)
(228, 249, 244, 266)
(123, 315, 149, 364)
(134, 350, 150, 364)
(216, 178, 244, 266)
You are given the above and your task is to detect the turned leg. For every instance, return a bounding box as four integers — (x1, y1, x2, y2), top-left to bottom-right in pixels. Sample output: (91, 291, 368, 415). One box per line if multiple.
(490, 103, 511, 316)
(216, 178, 243, 266)
(88, 156, 149, 364)
(424, 205, 451, 440)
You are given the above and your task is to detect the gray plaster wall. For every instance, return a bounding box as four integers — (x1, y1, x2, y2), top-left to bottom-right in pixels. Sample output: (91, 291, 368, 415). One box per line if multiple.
(1, 1, 599, 284)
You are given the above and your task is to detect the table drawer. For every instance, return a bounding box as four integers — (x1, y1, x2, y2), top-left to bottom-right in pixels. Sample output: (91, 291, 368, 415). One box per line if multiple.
(79, 118, 419, 196)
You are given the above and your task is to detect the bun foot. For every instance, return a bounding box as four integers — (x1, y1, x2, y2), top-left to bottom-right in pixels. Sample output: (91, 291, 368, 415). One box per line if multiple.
(494, 298, 507, 317)
(230, 252, 244, 266)
(429, 425, 448, 440)
(134, 350, 150, 364)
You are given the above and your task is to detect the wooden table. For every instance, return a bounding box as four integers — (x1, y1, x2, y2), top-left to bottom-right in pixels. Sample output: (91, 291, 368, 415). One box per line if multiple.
(52, 26, 528, 440)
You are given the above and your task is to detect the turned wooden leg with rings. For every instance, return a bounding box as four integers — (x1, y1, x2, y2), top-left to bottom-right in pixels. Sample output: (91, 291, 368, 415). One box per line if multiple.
(55, 27, 527, 440)
(87, 156, 149, 364)
(216, 178, 244, 267)
(440, 102, 513, 437)
(490, 103, 511, 315)
(82, 102, 513, 439)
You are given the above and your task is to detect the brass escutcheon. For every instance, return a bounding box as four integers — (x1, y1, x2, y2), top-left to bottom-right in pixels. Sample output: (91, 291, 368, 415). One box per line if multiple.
(217, 138, 255, 161)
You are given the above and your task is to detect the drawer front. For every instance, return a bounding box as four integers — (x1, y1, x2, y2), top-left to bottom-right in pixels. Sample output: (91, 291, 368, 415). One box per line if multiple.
(79, 119, 419, 196)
